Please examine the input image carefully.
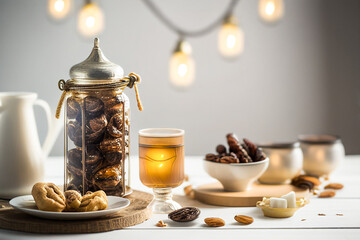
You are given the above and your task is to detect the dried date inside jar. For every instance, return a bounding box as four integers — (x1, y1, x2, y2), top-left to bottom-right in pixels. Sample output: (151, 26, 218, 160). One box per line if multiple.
(85, 96, 104, 117)
(68, 121, 82, 147)
(104, 96, 124, 119)
(104, 151, 122, 166)
(92, 166, 122, 191)
(100, 136, 122, 153)
(67, 98, 81, 119)
(107, 113, 123, 138)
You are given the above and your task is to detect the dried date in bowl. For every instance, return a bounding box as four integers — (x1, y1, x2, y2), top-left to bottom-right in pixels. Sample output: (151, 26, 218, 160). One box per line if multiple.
(168, 207, 201, 222)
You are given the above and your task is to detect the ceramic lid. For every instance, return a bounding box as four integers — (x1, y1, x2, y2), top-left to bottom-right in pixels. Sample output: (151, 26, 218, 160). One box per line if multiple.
(298, 134, 341, 144)
(69, 38, 124, 84)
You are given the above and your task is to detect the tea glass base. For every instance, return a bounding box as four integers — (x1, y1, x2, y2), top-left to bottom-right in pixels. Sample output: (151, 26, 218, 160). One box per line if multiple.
(150, 187, 181, 214)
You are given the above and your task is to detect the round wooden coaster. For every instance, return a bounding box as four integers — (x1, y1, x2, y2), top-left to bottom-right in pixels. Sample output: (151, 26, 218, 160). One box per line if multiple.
(194, 182, 309, 207)
(0, 190, 153, 234)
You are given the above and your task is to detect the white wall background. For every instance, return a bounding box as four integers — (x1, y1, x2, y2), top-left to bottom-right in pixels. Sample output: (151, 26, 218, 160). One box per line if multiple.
(0, 0, 359, 156)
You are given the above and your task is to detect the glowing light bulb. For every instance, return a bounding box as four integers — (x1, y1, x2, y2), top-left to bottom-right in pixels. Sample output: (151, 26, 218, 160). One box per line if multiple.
(218, 15, 244, 58)
(169, 40, 195, 88)
(48, 0, 71, 20)
(78, 2, 104, 37)
(259, 0, 284, 23)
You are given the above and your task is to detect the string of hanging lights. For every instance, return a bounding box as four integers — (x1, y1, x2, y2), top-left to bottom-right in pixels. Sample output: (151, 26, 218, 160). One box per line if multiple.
(48, 0, 104, 37)
(142, 0, 243, 88)
(47, 0, 285, 88)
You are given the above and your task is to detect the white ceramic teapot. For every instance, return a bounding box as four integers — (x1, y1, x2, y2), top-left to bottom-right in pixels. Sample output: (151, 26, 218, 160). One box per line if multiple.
(0, 92, 62, 199)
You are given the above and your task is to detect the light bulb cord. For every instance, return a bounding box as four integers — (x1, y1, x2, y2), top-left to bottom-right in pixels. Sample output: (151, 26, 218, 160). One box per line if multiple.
(142, 0, 240, 38)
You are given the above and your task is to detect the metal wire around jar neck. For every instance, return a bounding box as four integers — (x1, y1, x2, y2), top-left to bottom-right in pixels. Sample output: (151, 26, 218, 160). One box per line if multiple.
(55, 73, 143, 119)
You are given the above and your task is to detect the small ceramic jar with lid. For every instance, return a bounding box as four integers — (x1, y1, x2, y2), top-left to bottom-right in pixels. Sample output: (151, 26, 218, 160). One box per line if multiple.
(299, 134, 345, 177)
(258, 142, 303, 184)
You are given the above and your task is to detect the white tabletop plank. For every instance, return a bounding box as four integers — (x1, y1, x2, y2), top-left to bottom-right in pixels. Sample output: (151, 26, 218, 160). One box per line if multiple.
(0, 229, 359, 240)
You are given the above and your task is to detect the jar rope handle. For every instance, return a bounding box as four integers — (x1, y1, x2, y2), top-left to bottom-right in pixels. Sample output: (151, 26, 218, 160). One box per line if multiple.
(55, 79, 69, 119)
(128, 72, 143, 111)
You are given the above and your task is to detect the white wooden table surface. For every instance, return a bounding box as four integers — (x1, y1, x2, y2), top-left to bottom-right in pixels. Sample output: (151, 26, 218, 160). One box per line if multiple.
(0, 156, 359, 239)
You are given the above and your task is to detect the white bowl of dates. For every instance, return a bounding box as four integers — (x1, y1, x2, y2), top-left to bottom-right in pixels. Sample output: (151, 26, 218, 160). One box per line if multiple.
(204, 134, 269, 192)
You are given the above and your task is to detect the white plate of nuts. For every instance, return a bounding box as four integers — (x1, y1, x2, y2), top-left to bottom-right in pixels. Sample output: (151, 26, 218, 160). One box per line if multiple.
(10, 195, 130, 220)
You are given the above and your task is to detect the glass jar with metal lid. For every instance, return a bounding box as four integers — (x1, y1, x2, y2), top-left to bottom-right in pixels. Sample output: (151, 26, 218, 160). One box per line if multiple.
(56, 38, 143, 196)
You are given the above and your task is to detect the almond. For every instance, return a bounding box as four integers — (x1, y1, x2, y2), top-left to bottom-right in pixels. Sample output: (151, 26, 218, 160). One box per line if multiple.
(204, 217, 225, 227)
(319, 190, 336, 198)
(184, 185, 193, 196)
(185, 174, 189, 181)
(234, 215, 254, 225)
(184, 185, 195, 199)
(156, 220, 167, 227)
(324, 183, 344, 190)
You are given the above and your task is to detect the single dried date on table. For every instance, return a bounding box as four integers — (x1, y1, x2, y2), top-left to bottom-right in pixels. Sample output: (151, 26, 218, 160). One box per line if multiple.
(168, 207, 200, 222)
(291, 175, 321, 190)
(204, 217, 225, 227)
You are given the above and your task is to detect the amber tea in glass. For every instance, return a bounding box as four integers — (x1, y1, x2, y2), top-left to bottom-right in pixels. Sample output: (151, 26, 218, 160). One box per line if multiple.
(139, 128, 184, 213)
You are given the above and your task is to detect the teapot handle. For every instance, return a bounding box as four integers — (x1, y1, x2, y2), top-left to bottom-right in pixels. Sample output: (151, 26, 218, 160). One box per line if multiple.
(34, 99, 57, 158)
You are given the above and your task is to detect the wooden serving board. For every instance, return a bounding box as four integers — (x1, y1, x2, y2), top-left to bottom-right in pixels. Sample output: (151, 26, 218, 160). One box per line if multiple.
(0, 190, 152, 234)
(194, 182, 309, 207)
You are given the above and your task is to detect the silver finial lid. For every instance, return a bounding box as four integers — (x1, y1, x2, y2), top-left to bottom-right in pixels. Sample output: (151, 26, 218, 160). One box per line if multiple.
(69, 38, 124, 84)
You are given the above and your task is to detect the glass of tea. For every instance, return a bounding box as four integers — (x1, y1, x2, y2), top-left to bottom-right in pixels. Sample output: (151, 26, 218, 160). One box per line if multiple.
(139, 128, 185, 213)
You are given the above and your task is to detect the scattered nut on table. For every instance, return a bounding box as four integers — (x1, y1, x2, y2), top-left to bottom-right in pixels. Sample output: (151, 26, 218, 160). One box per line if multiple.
(324, 183, 344, 190)
(319, 191, 336, 198)
(156, 220, 167, 227)
(234, 215, 254, 225)
(204, 217, 225, 227)
(184, 185, 195, 199)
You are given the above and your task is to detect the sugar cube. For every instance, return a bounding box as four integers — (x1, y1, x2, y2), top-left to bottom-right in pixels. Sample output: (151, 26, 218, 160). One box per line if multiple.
(270, 197, 287, 208)
(281, 191, 296, 208)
